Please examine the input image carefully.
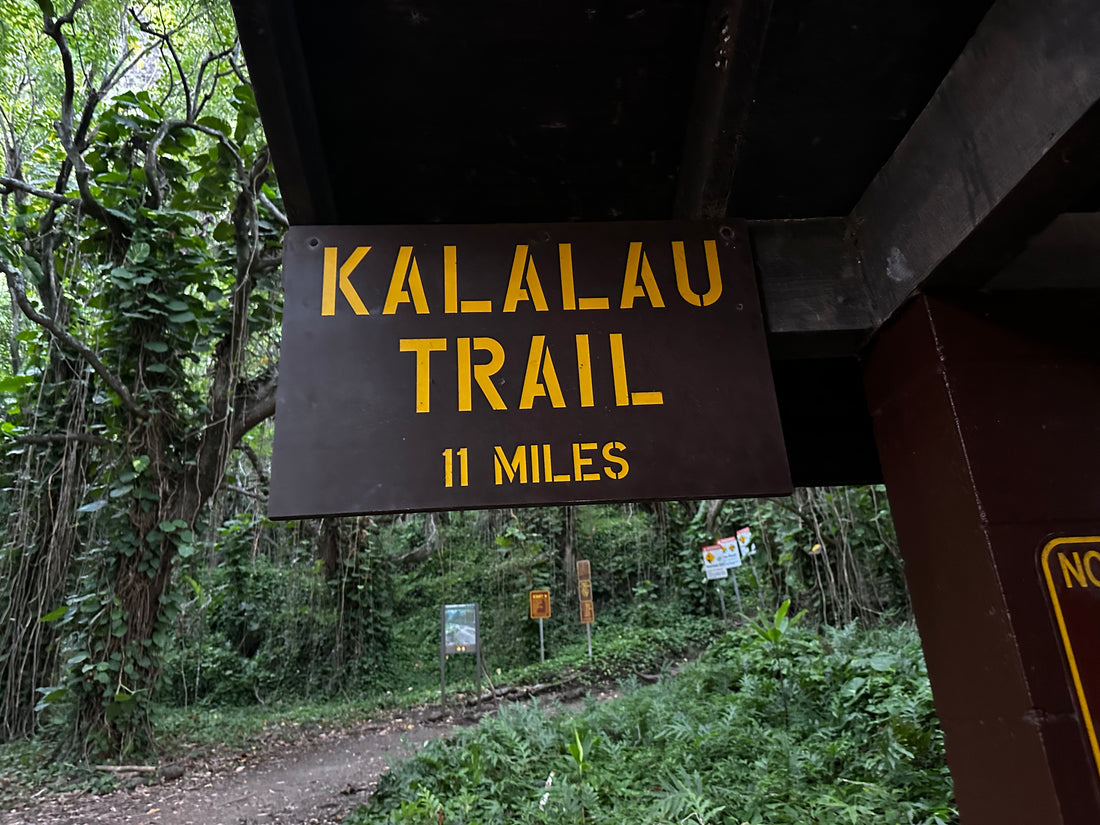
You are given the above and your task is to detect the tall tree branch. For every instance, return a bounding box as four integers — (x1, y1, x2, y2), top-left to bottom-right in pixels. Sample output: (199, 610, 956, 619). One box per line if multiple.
(0, 175, 80, 206)
(41, 1, 128, 243)
(9, 432, 115, 447)
(258, 192, 289, 227)
(230, 369, 276, 446)
(235, 442, 269, 488)
(0, 259, 143, 416)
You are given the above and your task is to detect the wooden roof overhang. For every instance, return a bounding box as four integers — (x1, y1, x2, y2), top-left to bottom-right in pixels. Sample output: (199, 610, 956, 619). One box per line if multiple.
(229, 0, 1100, 488)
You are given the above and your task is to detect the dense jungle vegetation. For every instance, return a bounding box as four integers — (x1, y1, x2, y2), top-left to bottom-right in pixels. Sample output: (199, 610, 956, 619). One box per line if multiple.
(0, 2, 952, 822)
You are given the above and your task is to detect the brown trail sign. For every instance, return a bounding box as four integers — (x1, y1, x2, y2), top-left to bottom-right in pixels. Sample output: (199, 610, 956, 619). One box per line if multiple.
(269, 222, 789, 517)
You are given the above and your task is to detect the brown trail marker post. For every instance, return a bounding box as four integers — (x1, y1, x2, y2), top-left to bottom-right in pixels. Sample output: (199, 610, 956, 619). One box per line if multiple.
(577, 560, 594, 659)
(866, 296, 1100, 823)
(529, 589, 551, 663)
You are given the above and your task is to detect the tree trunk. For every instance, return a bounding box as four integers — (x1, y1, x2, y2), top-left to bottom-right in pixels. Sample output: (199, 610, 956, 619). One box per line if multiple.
(561, 506, 576, 595)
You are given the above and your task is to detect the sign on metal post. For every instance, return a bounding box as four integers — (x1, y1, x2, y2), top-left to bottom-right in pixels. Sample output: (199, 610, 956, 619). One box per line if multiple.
(577, 560, 594, 658)
(529, 590, 551, 620)
(702, 544, 731, 621)
(529, 589, 551, 663)
(717, 535, 744, 614)
(717, 536, 742, 568)
(702, 545, 728, 580)
(1041, 537, 1100, 781)
(735, 526, 757, 557)
(441, 603, 481, 702)
(269, 222, 791, 517)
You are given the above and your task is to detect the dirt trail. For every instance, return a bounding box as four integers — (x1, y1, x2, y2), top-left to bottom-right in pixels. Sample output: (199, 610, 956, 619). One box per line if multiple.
(1, 707, 461, 825)
(2, 686, 616, 825)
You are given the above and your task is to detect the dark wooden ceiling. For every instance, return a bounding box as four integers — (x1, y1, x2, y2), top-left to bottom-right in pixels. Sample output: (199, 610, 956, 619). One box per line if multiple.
(237, 0, 993, 225)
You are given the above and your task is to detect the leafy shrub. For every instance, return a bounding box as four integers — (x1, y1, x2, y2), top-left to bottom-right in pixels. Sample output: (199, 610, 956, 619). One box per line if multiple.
(348, 622, 955, 825)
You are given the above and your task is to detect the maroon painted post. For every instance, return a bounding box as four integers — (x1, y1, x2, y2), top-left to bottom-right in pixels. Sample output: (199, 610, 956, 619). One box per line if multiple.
(864, 294, 1100, 823)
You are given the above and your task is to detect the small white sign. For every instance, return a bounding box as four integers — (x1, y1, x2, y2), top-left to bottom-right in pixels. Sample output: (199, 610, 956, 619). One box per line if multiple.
(717, 536, 742, 568)
(701, 545, 728, 579)
(736, 526, 757, 557)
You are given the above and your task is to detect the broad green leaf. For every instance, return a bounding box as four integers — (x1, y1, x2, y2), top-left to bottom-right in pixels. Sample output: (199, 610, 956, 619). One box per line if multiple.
(39, 605, 67, 622)
(33, 686, 67, 713)
(869, 652, 895, 672)
(0, 375, 34, 392)
(196, 116, 232, 136)
(127, 242, 150, 263)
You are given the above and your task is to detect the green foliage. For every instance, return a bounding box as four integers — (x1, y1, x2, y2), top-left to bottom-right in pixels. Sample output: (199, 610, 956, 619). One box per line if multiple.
(160, 514, 395, 705)
(747, 598, 807, 646)
(0, 0, 285, 754)
(349, 622, 954, 825)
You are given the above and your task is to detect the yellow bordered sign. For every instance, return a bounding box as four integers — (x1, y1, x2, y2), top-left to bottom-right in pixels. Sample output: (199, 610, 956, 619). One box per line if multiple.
(1041, 536, 1100, 780)
(529, 589, 551, 620)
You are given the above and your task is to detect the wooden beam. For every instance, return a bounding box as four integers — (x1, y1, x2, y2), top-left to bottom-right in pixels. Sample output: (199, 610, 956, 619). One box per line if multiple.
(850, 0, 1100, 325)
(749, 219, 874, 358)
(675, 0, 773, 220)
(985, 212, 1100, 291)
(230, 0, 337, 225)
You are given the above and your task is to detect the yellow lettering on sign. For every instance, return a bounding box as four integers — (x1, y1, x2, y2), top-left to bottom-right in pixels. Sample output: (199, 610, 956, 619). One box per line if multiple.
(575, 334, 594, 408)
(620, 242, 665, 309)
(491, 441, 629, 485)
(519, 335, 566, 409)
(544, 443, 571, 482)
(602, 442, 629, 479)
(503, 245, 549, 312)
(530, 444, 541, 483)
(673, 240, 723, 307)
(1041, 536, 1100, 786)
(559, 244, 610, 311)
(610, 333, 663, 407)
(494, 445, 528, 485)
(321, 246, 370, 316)
(572, 442, 600, 481)
(399, 338, 447, 413)
(1059, 551, 1088, 588)
(444, 246, 492, 314)
(1087, 551, 1100, 587)
(457, 337, 507, 411)
(383, 246, 430, 315)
